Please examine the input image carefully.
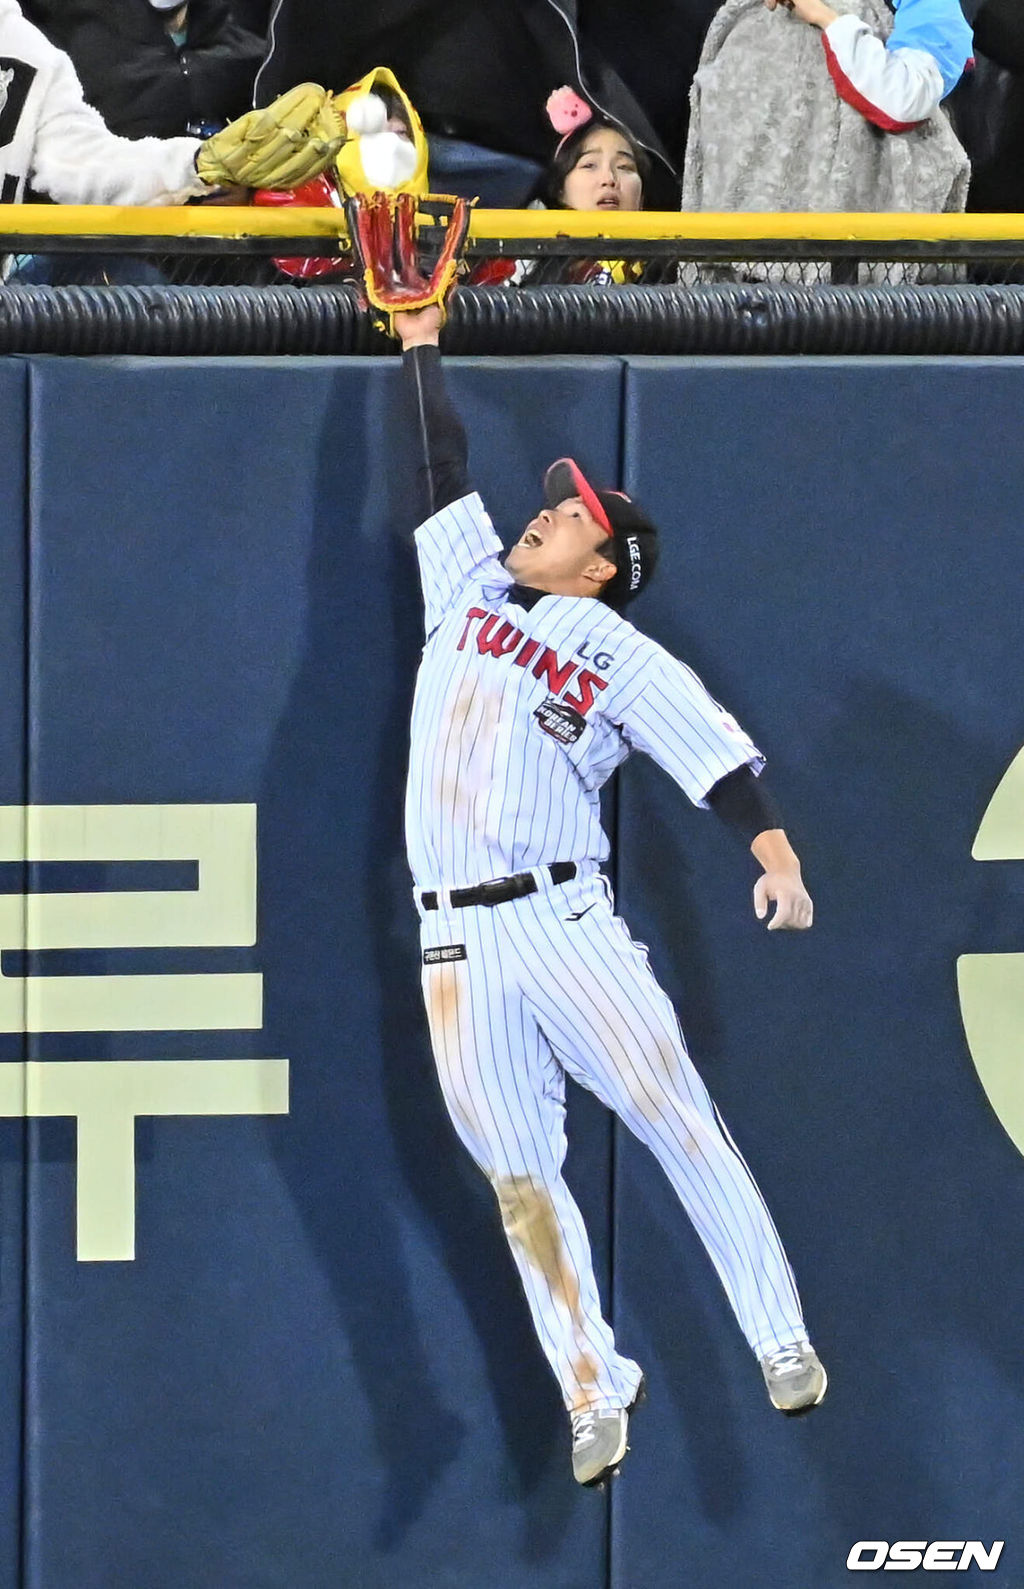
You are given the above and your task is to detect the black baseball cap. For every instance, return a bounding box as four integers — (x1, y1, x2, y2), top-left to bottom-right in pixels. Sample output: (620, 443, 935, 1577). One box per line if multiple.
(543, 457, 659, 608)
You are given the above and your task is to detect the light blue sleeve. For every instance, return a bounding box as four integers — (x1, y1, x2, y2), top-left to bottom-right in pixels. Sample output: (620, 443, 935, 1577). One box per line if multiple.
(889, 0, 974, 98)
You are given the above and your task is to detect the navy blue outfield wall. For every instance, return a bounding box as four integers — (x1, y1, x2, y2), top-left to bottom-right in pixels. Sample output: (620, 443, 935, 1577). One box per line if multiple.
(0, 361, 28, 1589)
(0, 353, 1021, 1588)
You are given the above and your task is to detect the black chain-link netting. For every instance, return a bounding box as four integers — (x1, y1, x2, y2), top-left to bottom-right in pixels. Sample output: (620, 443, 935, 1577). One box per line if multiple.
(5, 235, 1024, 292)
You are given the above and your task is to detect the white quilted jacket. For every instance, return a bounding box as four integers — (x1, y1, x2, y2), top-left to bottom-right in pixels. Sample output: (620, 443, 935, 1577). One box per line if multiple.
(0, 0, 205, 205)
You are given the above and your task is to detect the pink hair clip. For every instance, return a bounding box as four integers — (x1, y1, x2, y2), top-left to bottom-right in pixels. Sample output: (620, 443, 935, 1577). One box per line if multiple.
(545, 86, 592, 138)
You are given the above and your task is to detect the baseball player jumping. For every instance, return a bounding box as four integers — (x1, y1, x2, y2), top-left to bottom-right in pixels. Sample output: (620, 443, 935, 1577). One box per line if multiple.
(395, 302, 826, 1488)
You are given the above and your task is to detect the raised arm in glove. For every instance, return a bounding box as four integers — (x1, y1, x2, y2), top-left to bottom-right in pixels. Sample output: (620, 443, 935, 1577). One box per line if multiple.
(194, 82, 346, 192)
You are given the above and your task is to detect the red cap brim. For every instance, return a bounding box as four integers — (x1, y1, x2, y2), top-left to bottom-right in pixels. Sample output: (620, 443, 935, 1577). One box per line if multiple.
(543, 458, 613, 536)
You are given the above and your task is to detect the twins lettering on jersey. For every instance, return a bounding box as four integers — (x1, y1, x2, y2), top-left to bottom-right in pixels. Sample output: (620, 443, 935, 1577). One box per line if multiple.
(456, 606, 611, 727)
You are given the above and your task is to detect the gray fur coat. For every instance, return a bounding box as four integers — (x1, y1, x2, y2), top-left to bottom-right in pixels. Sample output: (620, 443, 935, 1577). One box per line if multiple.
(682, 0, 970, 212)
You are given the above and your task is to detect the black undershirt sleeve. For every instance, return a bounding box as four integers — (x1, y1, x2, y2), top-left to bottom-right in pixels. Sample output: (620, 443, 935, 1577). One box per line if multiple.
(707, 764, 784, 844)
(402, 343, 471, 521)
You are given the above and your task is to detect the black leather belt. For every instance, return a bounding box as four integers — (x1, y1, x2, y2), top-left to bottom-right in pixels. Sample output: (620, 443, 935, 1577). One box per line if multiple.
(421, 862, 577, 911)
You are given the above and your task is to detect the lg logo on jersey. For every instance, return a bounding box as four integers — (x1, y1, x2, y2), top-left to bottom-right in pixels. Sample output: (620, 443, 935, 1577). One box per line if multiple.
(576, 643, 614, 671)
(847, 1541, 1004, 1571)
(0, 805, 288, 1263)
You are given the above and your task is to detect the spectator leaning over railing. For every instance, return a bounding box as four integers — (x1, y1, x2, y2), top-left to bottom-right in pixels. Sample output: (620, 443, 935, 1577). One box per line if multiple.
(0, 0, 341, 208)
(472, 88, 650, 288)
(251, 0, 681, 209)
(682, 0, 970, 217)
(253, 65, 428, 281)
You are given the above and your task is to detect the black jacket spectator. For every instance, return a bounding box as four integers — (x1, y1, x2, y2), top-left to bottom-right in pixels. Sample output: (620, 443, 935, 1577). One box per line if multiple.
(253, 0, 696, 206)
(972, 0, 1024, 69)
(948, 0, 1024, 212)
(21, 0, 263, 139)
(229, 0, 269, 36)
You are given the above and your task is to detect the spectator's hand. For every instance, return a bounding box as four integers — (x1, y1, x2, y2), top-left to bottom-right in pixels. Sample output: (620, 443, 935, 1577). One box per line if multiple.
(765, 0, 838, 25)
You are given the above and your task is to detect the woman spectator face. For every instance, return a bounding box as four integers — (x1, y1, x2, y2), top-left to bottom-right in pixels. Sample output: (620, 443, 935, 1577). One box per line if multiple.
(559, 126, 644, 211)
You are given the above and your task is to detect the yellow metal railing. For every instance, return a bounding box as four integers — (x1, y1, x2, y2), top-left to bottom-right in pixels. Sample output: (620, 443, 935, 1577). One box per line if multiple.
(1, 205, 1024, 243)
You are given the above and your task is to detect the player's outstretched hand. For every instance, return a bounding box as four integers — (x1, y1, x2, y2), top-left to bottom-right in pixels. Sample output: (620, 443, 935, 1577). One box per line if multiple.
(394, 304, 444, 350)
(753, 870, 814, 931)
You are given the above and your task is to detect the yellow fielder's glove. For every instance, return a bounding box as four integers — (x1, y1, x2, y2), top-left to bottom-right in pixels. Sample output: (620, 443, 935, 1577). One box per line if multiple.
(195, 84, 347, 191)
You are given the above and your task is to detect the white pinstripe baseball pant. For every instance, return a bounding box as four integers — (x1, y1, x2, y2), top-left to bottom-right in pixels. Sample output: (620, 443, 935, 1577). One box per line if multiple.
(418, 866, 809, 1414)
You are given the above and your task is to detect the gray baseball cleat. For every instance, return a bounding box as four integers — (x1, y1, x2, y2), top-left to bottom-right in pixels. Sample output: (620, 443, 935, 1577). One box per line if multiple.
(571, 1407, 628, 1486)
(570, 1378, 646, 1487)
(760, 1342, 828, 1414)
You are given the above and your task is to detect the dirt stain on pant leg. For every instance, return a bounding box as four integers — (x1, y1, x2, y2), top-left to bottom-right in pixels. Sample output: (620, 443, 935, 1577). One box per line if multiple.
(624, 1069, 711, 1160)
(423, 962, 486, 1147)
(619, 1032, 709, 1161)
(425, 962, 460, 1041)
(495, 1174, 599, 1406)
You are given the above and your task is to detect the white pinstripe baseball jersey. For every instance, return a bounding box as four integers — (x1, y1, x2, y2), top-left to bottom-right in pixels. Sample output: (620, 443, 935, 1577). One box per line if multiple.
(406, 491, 764, 889)
(408, 478, 814, 1424)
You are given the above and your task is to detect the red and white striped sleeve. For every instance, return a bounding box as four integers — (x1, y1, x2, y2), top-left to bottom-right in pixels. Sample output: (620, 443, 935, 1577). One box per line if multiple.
(821, 14, 945, 130)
